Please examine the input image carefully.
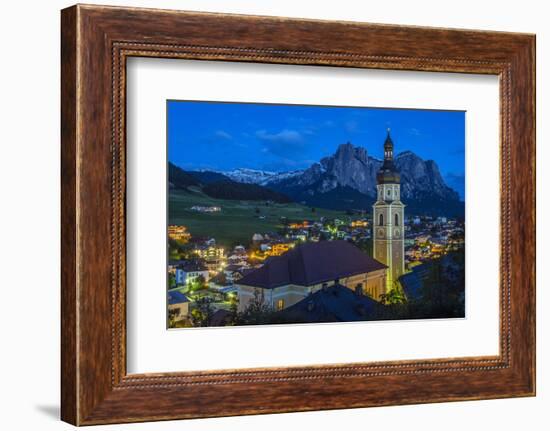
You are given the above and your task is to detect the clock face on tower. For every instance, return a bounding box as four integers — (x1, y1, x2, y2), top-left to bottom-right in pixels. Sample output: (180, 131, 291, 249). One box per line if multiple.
(377, 228, 385, 238)
(394, 228, 400, 238)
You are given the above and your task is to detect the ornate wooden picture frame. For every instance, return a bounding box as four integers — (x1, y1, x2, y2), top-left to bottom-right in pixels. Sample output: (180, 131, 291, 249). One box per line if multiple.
(61, 4, 535, 425)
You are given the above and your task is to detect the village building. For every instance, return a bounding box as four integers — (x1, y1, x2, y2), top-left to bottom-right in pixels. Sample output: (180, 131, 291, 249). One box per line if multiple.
(269, 242, 294, 256)
(167, 225, 191, 242)
(204, 238, 217, 246)
(233, 245, 246, 254)
(168, 291, 190, 322)
(252, 233, 264, 243)
(224, 263, 247, 283)
(174, 261, 209, 286)
(190, 205, 221, 213)
(193, 244, 226, 271)
(236, 240, 387, 312)
(227, 254, 249, 266)
(278, 284, 380, 323)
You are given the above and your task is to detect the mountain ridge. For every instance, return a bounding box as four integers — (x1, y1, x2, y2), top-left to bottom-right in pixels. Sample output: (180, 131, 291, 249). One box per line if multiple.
(221, 143, 463, 216)
(170, 143, 464, 217)
(169, 163, 292, 203)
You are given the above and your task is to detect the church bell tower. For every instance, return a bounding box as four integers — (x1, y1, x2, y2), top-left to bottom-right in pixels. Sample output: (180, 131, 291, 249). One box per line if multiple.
(373, 129, 405, 294)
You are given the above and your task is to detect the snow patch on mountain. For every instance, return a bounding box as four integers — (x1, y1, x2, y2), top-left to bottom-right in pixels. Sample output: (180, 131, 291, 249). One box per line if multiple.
(221, 168, 304, 185)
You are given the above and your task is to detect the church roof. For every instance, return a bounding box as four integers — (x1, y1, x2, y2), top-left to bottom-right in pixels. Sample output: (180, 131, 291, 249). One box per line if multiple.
(238, 240, 387, 289)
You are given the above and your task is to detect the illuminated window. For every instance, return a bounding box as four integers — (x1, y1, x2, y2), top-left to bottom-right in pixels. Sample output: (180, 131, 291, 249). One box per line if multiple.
(276, 299, 284, 311)
(395, 213, 399, 226)
(379, 213, 384, 226)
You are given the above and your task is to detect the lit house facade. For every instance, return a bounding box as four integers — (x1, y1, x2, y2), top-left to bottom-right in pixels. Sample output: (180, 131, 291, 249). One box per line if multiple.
(168, 225, 191, 242)
(372, 130, 405, 292)
(236, 240, 387, 312)
(194, 245, 226, 271)
(175, 265, 209, 286)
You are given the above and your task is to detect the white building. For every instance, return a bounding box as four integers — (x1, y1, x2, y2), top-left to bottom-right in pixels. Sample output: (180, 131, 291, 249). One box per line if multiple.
(175, 264, 209, 286)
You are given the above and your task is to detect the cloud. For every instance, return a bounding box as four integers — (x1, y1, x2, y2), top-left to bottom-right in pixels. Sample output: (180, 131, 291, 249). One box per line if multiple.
(256, 129, 303, 143)
(255, 129, 308, 158)
(409, 127, 421, 136)
(214, 130, 232, 140)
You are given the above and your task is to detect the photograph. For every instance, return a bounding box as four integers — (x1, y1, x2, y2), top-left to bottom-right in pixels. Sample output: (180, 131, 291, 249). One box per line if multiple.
(166, 101, 466, 328)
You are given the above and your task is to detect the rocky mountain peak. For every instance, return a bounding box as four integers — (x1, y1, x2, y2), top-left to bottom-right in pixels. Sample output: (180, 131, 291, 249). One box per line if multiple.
(354, 146, 368, 164)
(316, 142, 378, 196)
(265, 142, 463, 216)
(332, 142, 368, 164)
(396, 150, 418, 159)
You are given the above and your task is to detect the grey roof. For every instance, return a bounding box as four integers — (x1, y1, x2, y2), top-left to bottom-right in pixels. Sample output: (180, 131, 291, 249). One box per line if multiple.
(238, 240, 387, 289)
(168, 291, 190, 305)
(210, 309, 232, 327)
(399, 263, 432, 301)
(170, 260, 207, 272)
(225, 264, 244, 272)
(278, 284, 380, 323)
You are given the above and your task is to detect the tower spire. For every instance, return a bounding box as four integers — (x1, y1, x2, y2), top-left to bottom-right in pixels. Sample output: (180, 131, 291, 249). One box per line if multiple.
(384, 128, 394, 161)
(373, 127, 405, 296)
(377, 128, 400, 184)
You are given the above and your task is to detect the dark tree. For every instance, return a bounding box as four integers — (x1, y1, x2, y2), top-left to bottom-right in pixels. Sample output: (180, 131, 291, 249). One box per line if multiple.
(234, 289, 276, 326)
(191, 297, 215, 327)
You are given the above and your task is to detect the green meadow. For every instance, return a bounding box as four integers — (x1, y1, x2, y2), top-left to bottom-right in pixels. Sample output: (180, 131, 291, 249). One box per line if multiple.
(168, 187, 350, 247)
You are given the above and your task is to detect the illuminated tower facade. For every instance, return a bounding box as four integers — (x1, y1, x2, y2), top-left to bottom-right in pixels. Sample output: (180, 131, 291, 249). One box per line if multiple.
(373, 129, 405, 293)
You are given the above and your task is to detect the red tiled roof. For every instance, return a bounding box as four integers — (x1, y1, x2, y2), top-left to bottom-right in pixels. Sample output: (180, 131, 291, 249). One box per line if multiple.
(239, 240, 386, 289)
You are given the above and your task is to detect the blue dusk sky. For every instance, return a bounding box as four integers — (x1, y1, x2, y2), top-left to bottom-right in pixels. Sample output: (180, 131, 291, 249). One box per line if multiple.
(168, 101, 465, 199)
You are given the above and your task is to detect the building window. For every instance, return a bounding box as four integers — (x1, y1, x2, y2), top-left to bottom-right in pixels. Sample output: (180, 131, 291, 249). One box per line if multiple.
(379, 213, 384, 226)
(276, 299, 284, 311)
(395, 213, 399, 226)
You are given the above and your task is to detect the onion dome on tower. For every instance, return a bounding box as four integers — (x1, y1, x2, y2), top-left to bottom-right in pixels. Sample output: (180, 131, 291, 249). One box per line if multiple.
(376, 129, 401, 184)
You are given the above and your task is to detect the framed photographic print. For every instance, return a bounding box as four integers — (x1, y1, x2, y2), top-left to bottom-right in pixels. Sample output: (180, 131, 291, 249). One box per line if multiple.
(164, 101, 467, 329)
(61, 4, 536, 425)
